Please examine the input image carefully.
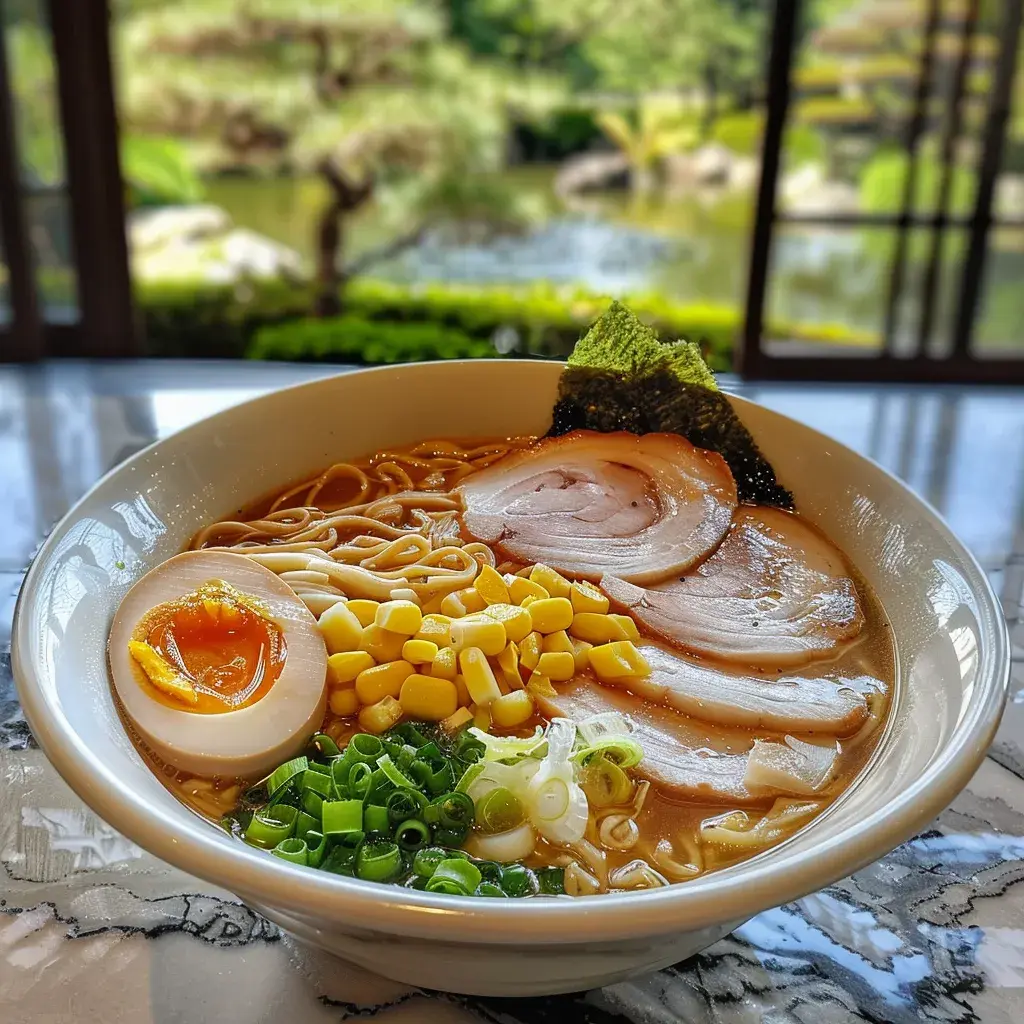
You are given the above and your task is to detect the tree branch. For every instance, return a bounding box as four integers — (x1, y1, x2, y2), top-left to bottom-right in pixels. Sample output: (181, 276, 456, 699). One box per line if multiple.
(343, 224, 429, 278)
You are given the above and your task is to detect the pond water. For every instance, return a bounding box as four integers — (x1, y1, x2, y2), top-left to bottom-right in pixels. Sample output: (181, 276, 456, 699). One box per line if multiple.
(205, 169, 1023, 353)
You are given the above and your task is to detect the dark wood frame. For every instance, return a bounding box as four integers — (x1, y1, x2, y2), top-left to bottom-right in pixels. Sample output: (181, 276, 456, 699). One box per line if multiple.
(0, 0, 134, 361)
(739, 0, 1024, 382)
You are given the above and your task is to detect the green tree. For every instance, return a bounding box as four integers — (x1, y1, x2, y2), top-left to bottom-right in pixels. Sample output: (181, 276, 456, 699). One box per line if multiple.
(117, 0, 549, 313)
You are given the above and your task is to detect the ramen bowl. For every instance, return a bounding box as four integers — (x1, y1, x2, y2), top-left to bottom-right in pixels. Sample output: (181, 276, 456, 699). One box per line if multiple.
(12, 360, 1009, 996)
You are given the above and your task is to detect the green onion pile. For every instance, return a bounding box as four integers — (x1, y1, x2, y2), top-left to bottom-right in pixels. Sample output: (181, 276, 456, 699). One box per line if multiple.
(222, 722, 565, 898)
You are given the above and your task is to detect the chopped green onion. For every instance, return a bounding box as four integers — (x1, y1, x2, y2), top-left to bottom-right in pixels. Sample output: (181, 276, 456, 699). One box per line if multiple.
(321, 843, 358, 876)
(474, 882, 507, 898)
(412, 846, 449, 879)
(312, 734, 341, 758)
(417, 741, 443, 761)
(536, 866, 566, 896)
(306, 831, 327, 869)
(390, 722, 431, 748)
(268, 757, 308, 797)
(348, 761, 373, 799)
(321, 799, 364, 837)
(425, 858, 481, 895)
(452, 731, 486, 765)
(302, 769, 333, 798)
(349, 734, 384, 764)
(475, 787, 524, 835)
(454, 762, 485, 795)
(376, 754, 417, 789)
(363, 804, 390, 835)
(294, 810, 320, 843)
(306, 760, 332, 775)
(244, 805, 298, 848)
(573, 737, 644, 769)
(330, 758, 352, 799)
(301, 789, 324, 819)
(499, 864, 537, 898)
(386, 788, 427, 825)
(580, 757, 634, 807)
(271, 837, 308, 866)
(433, 825, 468, 848)
(426, 761, 455, 796)
(476, 860, 503, 884)
(430, 791, 474, 830)
(356, 839, 403, 883)
(408, 759, 433, 789)
(395, 819, 431, 853)
(364, 767, 395, 806)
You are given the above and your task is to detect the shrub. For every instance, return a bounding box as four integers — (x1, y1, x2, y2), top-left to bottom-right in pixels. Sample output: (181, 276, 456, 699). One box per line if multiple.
(134, 276, 878, 368)
(248, 315, 496, 363)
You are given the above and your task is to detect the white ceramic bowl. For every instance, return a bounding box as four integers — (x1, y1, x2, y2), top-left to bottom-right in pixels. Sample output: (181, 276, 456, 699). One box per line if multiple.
(13, 361, 1009, 996)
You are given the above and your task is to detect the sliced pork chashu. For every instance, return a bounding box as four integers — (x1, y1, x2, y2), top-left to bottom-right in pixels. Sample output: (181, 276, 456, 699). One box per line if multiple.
(534, 677, 767, 806)
(617, 645, 874, 736)
(602, 506, 864, 669)
(457, 430, 737, 585)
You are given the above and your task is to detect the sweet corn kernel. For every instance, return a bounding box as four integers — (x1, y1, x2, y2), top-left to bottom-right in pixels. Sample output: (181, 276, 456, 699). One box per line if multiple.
(419, 594, 445, 615)
(458, 588, 486, 613)
(525, 673, 557, 699)
(430, 646, 458, 681)
(588, 641, 651, 681)
(390, 587, 421, 606)
(355, 660, 416, 705)
(458, 647, 502, 705)
(527, 597, 574, 634)
(375, 600, 423, 636)
(416, 614, 452, 647)
(520, 631, 542, 671)
(327, 650, 375, 686)
(570, 637, 592, 672)
(473, 564, 510, 605)
(441, 706, 473, 734)
(542, 629, 574, 656)
(402, 639, 438, 665)
(359, 624, 406, 663)
(490, 689, 535, 728)
(570, 612, 641, 644)
(472, 704, 491, 731)
(507, 575, 549, 605)
(520, 594, 541, 608)
(317, 602, 363, 655)
(529, 563, 571, 598)
(536, 650, 575, 681)
(450, 616, 507, 656)
(440, 592, 470, 617)
(496, 642, 524, 689)
(358, 696, 403, 734)
(454, 673, 472, 707)
(570, 580, 610, 615)
(346, 600, 380, 627)
(328, 688, 360, 716)
(481, 602, 532, 644)
(399, 674, 458, 721)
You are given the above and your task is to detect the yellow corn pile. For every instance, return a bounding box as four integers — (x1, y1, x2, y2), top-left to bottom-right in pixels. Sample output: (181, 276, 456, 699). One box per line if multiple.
(318, 563, 652, 734)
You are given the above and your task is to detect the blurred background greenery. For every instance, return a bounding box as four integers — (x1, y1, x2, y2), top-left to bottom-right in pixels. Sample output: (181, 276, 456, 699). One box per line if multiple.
(5, 0, 1024, 365)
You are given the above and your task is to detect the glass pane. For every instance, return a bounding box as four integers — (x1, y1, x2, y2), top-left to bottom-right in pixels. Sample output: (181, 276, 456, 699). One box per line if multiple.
(24, 191, 77, 322)
(973, 228, 1024, 357)
(761, 224, 891, 356)
(4, 0, 65, 188)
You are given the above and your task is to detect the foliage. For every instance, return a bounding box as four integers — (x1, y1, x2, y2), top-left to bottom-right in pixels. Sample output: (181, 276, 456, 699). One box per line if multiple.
(860, 146, 975, 261)
(122, 135, 205, 207)
(597, 97, 699, 187)
(709, 112, 824, 167)
(135, 276, 879, 368)
(249, 315, 495, 363)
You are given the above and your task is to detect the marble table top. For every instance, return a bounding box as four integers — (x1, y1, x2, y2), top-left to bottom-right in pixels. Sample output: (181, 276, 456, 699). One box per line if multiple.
(1, 360, 1022, 1024)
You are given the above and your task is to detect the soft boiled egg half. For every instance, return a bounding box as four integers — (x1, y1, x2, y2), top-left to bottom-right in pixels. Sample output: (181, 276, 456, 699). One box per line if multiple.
(108, 551, 328, 778)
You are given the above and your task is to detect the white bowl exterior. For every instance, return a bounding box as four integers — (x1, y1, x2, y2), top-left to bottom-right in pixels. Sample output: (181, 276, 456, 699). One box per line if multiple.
(12, 361, 1009, 995)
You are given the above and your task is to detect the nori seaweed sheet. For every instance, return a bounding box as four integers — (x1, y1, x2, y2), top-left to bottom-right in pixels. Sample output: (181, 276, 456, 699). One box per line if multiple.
(547, 302, 794, 509)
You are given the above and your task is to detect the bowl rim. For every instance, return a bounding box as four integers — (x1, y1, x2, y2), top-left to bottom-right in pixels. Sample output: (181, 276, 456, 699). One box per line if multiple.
(12, 359, 1010, 944)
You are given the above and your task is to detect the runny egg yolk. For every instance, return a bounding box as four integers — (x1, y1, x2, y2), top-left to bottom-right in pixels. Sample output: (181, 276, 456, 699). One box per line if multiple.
(129, 580, 287, 714)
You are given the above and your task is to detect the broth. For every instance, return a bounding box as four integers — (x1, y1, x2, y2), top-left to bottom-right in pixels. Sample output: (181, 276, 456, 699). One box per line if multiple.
(120, 436, 895, 895)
